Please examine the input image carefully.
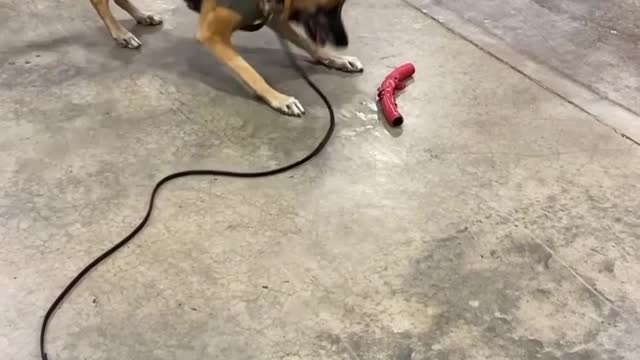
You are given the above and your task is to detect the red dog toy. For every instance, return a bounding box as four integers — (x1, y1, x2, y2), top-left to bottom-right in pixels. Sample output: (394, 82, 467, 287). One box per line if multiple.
(377, 63, 415, 127)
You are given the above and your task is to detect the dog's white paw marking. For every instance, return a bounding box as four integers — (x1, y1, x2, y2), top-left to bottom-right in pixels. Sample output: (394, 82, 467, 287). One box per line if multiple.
(321, 55, 364, 73)
(136, 13, 163, 26)
(113, 29, 142, 49)
(271, 96, 305, 117)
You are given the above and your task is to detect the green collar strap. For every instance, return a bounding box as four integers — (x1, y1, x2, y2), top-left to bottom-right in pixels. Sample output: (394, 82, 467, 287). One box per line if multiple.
(216, 0, 288, 32)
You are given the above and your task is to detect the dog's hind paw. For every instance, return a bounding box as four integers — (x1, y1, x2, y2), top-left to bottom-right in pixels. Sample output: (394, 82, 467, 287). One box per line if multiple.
(113, 30, 142, 49)
(136, 13, 163, 26)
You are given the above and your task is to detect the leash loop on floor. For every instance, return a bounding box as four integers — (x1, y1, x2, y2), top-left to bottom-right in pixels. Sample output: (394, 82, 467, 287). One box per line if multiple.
(39, 37, 335, 360)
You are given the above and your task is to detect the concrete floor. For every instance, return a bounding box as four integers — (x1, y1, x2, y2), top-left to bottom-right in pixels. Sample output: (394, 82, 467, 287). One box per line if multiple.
(414, 0, 640, 115)
(412, 0, 640, 141)
(1, 0, 640, 359)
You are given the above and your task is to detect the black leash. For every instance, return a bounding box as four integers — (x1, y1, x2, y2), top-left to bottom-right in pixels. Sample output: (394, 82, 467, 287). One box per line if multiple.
(39, 38, 336, 360)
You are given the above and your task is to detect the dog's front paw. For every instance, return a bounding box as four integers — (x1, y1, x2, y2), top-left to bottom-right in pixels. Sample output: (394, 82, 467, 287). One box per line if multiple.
(136, 13, 163, 26)
(268, 94, 305, 117)
(320, 55, 364, 73)
(112, 29, 142, 49)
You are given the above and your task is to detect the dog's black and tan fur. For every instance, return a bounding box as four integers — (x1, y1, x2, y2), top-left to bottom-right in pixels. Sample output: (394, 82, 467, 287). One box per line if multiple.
(89, 0, 363, 116)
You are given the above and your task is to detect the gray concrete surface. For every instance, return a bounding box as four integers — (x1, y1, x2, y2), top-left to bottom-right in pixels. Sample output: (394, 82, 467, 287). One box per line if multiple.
(410, 0, 640, 115)
(410, 0, 640, 141)
(1, 0, 640, 359)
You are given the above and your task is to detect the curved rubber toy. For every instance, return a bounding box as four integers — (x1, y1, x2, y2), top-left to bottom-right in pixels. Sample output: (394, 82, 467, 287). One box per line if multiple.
(377, 63, 415, 127)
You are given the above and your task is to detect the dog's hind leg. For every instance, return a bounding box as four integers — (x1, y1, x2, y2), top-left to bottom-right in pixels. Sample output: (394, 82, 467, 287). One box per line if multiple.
(114, 0, 163, 26)
(89, 0, 142, 48)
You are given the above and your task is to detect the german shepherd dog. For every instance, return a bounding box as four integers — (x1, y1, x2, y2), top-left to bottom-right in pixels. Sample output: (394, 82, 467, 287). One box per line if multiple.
(88, 0, 363, 116)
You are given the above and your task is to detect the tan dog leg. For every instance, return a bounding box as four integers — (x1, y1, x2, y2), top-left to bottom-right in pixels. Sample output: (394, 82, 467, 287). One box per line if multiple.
(198, 3, 305, 116)
(114, 0, 163, 26)
(269, 20, 363, 72)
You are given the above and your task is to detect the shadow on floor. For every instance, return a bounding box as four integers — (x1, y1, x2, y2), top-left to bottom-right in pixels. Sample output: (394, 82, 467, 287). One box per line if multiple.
(1, 19, 362, 107)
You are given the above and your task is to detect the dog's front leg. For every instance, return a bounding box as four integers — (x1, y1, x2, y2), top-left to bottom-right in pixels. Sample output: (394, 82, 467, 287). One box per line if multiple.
(198, 5, 304, 116)
(269, 20, 363, 73)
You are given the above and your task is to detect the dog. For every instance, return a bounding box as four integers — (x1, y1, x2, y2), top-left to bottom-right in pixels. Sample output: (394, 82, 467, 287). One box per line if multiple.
(89, 0, 363, 116)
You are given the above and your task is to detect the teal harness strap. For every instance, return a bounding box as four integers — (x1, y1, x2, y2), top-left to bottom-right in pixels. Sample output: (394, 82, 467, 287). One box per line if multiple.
(217, 0, 267, 31)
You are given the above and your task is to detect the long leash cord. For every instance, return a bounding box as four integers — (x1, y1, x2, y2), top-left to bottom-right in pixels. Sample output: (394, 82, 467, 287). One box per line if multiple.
(39, 38, 336, 360)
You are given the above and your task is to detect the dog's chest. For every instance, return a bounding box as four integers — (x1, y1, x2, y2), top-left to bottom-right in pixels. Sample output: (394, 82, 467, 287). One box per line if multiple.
(184, 0, 275, 31)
